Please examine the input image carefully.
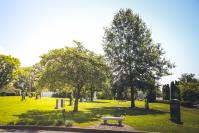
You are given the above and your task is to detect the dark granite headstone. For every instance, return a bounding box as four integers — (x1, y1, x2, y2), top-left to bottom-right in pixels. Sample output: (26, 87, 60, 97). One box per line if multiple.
(170, 99, 181, 124)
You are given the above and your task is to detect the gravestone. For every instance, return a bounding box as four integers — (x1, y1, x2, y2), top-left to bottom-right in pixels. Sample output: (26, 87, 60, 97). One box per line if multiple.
(93, 91, 97, 101)
(170, 99, 181, 124)
(61, 99, 65, 108)
(55, 99, 61, 109)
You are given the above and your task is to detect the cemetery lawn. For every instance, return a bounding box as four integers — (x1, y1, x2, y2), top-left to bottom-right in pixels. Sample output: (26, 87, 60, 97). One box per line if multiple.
(0, 96, 198, 133)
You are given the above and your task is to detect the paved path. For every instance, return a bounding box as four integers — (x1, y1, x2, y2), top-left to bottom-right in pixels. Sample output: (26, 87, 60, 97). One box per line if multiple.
(0, 129, 82, 133)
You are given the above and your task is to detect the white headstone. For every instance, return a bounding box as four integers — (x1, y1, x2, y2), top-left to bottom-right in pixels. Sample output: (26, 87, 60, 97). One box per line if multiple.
(93, 91, 97, 101)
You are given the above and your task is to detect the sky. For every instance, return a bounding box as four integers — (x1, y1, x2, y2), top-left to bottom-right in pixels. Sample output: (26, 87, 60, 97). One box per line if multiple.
(0, 0, 199, 85)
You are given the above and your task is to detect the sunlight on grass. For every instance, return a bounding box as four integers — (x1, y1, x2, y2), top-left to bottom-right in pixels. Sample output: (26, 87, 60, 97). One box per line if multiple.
(0, 96, 198, 133)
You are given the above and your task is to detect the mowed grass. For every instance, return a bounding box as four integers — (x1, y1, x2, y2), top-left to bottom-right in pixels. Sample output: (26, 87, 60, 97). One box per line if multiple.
(0, 96, 199, 132)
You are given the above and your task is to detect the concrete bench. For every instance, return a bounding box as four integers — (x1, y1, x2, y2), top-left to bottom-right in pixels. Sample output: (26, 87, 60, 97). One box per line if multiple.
(101, 116, 124, 126)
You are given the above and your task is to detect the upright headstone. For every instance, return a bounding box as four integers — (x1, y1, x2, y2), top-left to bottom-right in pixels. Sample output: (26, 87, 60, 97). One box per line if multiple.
(61, 99, 65, 108)
(170, 99, 181, 124)
(93, 91, 97, 101)
(55, 99, 61, 109)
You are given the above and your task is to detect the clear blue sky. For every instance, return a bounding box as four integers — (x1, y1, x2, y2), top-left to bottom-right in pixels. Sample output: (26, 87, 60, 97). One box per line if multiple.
(0, 0, 199, 84)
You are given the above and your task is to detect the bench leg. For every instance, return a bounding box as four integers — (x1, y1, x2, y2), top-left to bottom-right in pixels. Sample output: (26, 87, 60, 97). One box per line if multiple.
(104, 120, 107, 125)
(118, 120, 122, 126)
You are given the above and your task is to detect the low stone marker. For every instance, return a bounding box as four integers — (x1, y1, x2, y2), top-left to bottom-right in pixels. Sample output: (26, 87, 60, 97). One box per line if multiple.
(55, 99, 65, 109)
(61, 99, 65, 108)
(55, 99, 61, 109)
(170, 99, 182, 124)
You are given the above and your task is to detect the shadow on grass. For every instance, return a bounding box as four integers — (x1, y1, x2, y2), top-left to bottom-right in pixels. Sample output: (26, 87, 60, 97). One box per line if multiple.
(85, 101, 110, 103)
(11, 107, 167, 126)
(87, 107, 167, 117)
(12, 110, 99, 126)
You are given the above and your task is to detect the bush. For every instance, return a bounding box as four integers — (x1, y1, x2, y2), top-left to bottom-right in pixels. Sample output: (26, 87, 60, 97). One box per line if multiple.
(154, 100, 170, 104)
(52, 92, 68, 98)
(53, 120, 64, 126)
(181, 101, 194, 108)
(0, 92, 16, 96)
(64, 120, 74, 127)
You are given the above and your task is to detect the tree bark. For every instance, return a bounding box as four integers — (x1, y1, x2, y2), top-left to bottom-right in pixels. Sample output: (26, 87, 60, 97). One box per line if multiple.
(73, 87, 81, 112)
(145, 94, 149, 110)
(73, 97, 79, 112)
(69, 92, 73, 106)
(21, 91, 26, 101)
(90, 88, 94, 102)
(130, 85, 135, 108)
(29, 77, 32, 98)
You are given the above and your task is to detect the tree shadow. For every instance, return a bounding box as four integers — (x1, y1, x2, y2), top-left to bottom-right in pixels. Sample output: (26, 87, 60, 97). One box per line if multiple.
(85, 101, 110, 103)
(12, 110, 100, 126)
(87, 106, 168, 117)
(11, 107, 167, 126)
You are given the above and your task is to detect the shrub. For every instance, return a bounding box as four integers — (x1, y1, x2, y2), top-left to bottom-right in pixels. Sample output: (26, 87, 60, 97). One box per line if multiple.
(53, 120, 64, 126)
(181, 101, 194, 108)
(154, 100, 170, 104)
(0, 92, 16, 96)
(64, 120, 74, 127)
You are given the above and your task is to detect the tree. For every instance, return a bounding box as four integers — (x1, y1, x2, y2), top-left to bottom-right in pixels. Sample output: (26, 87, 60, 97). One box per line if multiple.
(162, 84, 170, 100)
(178, 73, 199, 106)
(85, 52, 111, 102)
(39, 41, 110, 112)
(13, 68, 29, 101)
(170, 81, 180, 100)
(0, 54, 20, 89)
(103, 9, 174, 108)
(179, 73, 197, 83)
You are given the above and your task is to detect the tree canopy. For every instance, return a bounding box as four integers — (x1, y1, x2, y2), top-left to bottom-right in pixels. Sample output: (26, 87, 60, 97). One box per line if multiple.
(103, 8, 174, 108)
(0, 54, 20, 89)
(178, 73, 199, 106)
(39, 41, 110, 112)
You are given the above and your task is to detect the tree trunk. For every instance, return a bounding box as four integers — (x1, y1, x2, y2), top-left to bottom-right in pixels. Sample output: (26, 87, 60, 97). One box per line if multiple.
(145, 94, 149, 110)
(69, 92, 73, 106)
(29, 79, 32, 98)
(90, 88, 94, 102)
(130, 86, 135, 108)
(73, 88, 80, 112)
(74, 97, 79, 112)
(21, 92, 26, 101)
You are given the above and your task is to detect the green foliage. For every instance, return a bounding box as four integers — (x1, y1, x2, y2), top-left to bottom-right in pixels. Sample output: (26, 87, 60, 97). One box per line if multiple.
(103, 8, 174, 108)
(178, 73, 199, 106)
(0, 92, 16, 96)
(162, 84, 170, 100)
(170, 81, 180, 100)
(162, 81, 180, 100)
(147, 87, 156, 102)
(181, 101, 194, 108)
(0, 54, 20, 89)
(156, 88, 162, 97)
(65, 120, 74, 127)
(39, 41, 110, 112)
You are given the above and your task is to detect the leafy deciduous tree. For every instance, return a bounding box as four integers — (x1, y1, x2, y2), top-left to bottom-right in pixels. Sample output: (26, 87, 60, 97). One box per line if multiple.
(39, 41, 110, 112)
(103, 9, 174, 108)
(0, 54, 20, 89)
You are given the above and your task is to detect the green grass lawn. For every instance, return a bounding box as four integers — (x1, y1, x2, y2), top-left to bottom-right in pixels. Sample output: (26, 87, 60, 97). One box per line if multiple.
(0, 96, 198, 132)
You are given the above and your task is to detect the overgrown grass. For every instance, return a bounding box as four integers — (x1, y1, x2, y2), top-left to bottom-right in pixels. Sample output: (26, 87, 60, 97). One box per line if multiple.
(0, 96, 198, 132)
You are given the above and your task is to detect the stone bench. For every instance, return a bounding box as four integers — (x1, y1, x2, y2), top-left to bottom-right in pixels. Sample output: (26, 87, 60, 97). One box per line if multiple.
(101, 116, 124, 126)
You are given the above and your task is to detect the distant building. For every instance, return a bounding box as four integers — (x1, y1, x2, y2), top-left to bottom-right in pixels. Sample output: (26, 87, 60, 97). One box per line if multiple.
(41, 92, 53, 97)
